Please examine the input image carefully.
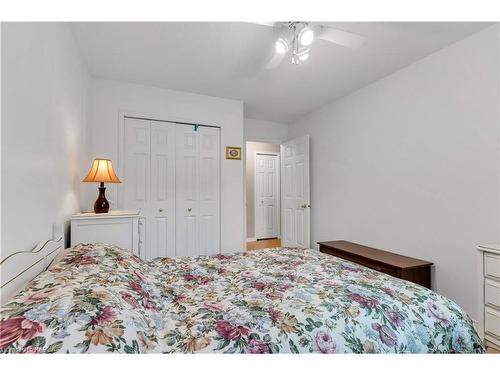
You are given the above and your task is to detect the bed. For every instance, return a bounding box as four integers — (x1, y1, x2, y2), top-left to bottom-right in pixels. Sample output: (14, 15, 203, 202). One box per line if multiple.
(0, 243, 483, 353)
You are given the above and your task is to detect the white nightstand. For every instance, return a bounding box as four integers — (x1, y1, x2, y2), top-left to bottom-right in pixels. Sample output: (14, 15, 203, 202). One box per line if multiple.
(478, 244, 500, 351)
(71, 210, 141, 257)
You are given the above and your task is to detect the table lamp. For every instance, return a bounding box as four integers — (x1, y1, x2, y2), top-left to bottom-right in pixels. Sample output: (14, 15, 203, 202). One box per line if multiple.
(82, 158, 121, 213)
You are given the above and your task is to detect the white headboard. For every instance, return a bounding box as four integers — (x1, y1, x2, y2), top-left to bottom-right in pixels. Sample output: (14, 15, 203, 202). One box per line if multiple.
(0, 237, 63, 305)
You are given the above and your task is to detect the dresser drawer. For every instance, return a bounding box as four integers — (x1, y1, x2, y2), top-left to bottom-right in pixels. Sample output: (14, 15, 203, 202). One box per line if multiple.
(318, 242, 432, 288)
(320, 247, 399, 277)
(485, 253, 500, 280)
(364, 263, 399, 277)
(485, 278, 500, 310)
(71, 214, 140, 257)
(485, 307, 500, 341)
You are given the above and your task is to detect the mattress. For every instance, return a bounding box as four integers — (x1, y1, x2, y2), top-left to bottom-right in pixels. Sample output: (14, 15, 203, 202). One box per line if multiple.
(0, 243, 484, 353)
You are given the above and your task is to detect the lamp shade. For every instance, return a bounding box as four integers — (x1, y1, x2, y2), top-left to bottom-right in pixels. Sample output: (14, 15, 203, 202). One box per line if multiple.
(82, 159, 121, 183)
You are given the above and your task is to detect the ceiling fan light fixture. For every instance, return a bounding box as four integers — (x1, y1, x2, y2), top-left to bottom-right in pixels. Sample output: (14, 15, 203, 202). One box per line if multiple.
(275, 37, 289, 54)
(299, 52, 309, 61)
(299, 27, 314, 46)
(291, 48, 310, 64)
(255, 21, 365, 69)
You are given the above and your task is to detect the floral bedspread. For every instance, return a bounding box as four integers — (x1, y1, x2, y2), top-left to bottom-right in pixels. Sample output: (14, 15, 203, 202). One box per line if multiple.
(0, 243, 483, 353)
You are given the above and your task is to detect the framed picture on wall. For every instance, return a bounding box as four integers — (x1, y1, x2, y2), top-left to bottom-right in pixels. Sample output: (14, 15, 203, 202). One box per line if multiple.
(226, 146, 241, 160)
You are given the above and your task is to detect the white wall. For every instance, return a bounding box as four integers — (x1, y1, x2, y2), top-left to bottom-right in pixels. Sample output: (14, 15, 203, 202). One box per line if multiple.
(289, 25, 500, 321)
(1, 23, 90, 256)
(244, 118, 288, 143)
(85, 78, 245, 253)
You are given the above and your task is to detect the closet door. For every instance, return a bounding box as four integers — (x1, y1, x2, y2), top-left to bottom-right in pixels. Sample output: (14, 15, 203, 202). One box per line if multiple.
(175, 125, 220, 256)
(149, 121, 176, 259)
(176, 125, 199, 256)
(123, 119, 221, 259)
(122, 118, 151, 257)
(198, 126, 220, 255)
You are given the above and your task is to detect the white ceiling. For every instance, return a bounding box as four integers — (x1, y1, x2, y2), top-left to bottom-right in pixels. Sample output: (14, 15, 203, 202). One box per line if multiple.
(71, 22, 491, 123)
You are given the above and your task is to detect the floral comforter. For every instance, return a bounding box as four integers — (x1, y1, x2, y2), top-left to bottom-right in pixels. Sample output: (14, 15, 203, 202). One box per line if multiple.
(0, 243, 483, 353)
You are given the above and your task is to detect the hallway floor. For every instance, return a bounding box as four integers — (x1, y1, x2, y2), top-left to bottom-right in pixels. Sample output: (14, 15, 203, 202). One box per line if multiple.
(246, 238, 281, 251)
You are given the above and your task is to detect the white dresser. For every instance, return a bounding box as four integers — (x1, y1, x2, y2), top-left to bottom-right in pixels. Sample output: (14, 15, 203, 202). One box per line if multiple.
(71, 210, 141, 257)
(478, 244, 500, 351)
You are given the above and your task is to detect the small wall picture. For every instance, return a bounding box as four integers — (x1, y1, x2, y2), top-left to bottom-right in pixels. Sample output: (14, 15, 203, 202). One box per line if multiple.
(226, 146, 241, 160)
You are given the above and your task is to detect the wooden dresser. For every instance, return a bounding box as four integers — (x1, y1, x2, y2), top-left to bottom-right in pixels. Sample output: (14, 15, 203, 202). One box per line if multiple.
(318, 240, 433, 288)
(477, 244, 500, 351)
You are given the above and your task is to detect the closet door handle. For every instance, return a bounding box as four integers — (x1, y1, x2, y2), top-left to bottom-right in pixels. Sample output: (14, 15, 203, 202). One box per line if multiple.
(158, 208, 164, 212)
(187, 208, 192, 212)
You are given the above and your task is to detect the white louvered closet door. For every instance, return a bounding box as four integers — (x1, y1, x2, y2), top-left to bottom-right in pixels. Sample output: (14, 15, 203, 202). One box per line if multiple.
(175, 125, 220, 256)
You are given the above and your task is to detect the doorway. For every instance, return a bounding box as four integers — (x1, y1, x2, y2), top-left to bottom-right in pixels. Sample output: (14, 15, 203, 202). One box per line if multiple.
(245, 135, 310, 251)
(245, 141, 281, 249)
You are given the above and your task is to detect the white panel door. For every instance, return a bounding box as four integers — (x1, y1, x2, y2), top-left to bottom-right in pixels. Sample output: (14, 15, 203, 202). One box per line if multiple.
(255, 154, 279, 239)
(149, 121, 176, 259)
(175, 125, 200, 257)
(198, 126, 220, 255)
(122, 118, 221, 259)
(281, 135, 310, 248)
(175, 125, 220, 256)
(122, 118, 150, 257)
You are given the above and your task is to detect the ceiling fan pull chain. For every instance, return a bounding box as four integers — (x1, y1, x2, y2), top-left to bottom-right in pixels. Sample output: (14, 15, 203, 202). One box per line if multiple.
(292, 23, 299, 65)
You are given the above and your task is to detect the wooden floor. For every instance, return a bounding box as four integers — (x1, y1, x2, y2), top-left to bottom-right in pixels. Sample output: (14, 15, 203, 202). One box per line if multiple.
(246, 238, 281, 251)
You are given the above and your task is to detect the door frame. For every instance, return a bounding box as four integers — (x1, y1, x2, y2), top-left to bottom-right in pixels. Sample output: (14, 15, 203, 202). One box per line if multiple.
(254, 152, 280, 240)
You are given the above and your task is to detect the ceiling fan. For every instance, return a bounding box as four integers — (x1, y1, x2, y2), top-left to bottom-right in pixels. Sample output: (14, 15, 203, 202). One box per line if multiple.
(252, 22, 365, 68)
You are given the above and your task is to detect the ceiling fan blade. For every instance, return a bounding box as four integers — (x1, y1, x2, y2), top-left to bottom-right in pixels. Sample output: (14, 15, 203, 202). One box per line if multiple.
(317, 27, 365, 48)
(265, 49, 287, 69)
(247, 22, 278, 27)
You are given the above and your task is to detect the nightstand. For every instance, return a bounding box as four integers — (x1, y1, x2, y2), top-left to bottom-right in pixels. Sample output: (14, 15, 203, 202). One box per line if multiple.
(478, 244, 500, 352)
(71, 210, 141, 257)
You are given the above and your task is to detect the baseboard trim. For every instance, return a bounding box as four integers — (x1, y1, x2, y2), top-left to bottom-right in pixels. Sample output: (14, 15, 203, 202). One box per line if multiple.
(246, 237, 256, 242)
